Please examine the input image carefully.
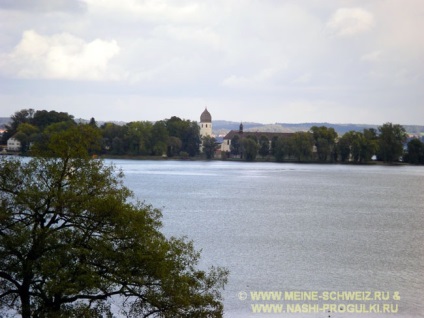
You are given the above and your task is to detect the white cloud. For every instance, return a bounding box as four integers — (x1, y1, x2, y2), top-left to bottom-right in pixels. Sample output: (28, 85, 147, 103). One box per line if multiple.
(361, 50, 382, 62)
(327, 8, 375, 37)
(84, 0, 200, 24)
(292, 73, 313, 84)
(0, 30, 120, 80)
(222, 64, 288, 89)
(0, 1, 423, 124)
(0, 0, 86, 12)
(153, 25, 222, 50)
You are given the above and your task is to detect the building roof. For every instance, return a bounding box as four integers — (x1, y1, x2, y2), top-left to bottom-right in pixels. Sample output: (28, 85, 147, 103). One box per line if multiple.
(223, 130, 293, 140)
(200, 108, 212, 123)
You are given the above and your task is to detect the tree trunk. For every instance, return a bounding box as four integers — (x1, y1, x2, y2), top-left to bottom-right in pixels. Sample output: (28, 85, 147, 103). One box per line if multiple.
(20, 290, 31, 318)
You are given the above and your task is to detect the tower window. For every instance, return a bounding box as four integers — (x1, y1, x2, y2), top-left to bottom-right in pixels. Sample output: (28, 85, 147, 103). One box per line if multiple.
(206, 124, 208, 128)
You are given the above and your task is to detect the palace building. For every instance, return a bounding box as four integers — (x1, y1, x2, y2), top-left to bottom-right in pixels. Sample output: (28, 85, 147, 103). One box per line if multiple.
(220, 123, 292, 153)
(198, 108, 294, 155)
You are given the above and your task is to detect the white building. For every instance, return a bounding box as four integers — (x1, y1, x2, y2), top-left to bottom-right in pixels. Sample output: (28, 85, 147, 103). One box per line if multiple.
(7, 137, 21, 151)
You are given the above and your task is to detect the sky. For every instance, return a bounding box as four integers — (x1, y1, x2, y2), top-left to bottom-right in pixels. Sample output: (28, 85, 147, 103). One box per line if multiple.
(0, 0, 423, 125)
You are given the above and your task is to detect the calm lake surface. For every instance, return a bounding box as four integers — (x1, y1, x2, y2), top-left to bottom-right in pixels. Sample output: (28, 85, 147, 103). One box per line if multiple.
(113, 160, 424, 318)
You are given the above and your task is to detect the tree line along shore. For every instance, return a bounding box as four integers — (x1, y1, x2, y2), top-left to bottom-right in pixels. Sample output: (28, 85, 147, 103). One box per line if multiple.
(1, 108, 424, 164)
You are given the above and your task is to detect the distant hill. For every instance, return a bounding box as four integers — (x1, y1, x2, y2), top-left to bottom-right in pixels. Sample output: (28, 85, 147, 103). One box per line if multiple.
(246, 124, 293, 133)
(213, 121, 424, 137)
(75, 118, 127, 127)
(0, 117, 10, 129)
(212, 120, 378, 136)
(275, 122, 378, 135)
(213, 120, 264, 136)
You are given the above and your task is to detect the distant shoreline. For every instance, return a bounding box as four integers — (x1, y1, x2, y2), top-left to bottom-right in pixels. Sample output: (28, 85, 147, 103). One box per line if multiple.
(99, 155, 414, 166)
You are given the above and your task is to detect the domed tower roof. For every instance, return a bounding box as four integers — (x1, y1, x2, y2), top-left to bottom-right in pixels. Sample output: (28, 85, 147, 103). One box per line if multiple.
(200, 108, 212, 123)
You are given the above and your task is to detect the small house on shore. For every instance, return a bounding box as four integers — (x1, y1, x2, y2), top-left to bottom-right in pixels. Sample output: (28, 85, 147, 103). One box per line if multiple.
(7, 137, 21, 152)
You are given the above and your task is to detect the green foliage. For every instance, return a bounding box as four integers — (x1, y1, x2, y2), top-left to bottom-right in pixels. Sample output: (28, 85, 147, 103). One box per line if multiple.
(337, 134, 351, 162)
(270, 136, 279, 156)
(273, 137, 292, 162)
(165, 117, 201, 157)
(2, 109, 74, 146)
(362, 128, 379, 161)
(167, 136, 182, 157)
(310, 126, 338, 161)
(258, 135, 270, 158)
(31, 110, 74, 131)
(230, 135, 241, 156)
(30, 124, 101, 158)
(151, 121, 169, 156)
(0, 129, 228, 318)
(100, 123, 127, 155)
(2, 109, 35, 144)
(242, 138, 258, 161)
(202, 136, 219, 159)
(378, 123, 407, 163)
(179, 151, 190, 159)
(98, 117, 200, 157)
(336, 128, 379, 163)
(291, 132, 314, 162)
(17, 123, 39, 136)
(405, 139, 424, 164)
(126, 121, 154, 155)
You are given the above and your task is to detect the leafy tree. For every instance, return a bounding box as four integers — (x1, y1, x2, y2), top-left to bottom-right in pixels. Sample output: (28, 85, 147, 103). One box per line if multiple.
(2, 109, 75, 149)
(310, 126, 338, 161)
(337, 129, 378, 163)
(125, 121, 153, 155)
(291, 132, 314, 162)
(12, 123, 39, 154)
(31, 110, 74, 131)
(0, 126, 228, 318)
(28, 121, 78, 156)
(362, 128, 379, 162)
(165, 117, 200, 157)
(151, 121, 169, 156)
(181, 122, 201, 157)
(274, 137, 292, 162)
(405, 138, 424, 164)
(166, 116, 186, 139)
(270, 136, 279, 156)
(202, 136, 219, 159)
(2, 109, 35, 144)
(337, 133, 351, 162)
(167, 136, 182, 157)
(89, 117, 97, 127)
(378, 123, 407, 163)
(242, 138, 258, 161)
(17, 123, 39, 137)
(351, 132, 365, 162)
(230, 135, 241, 157)
(111, 137, 125, 155)
(100, 123, 127, 154)
(258, 135, 270, 158)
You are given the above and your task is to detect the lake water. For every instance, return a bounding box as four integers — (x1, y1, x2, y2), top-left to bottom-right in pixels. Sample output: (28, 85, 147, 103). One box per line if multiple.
(113, 160, 424, 318)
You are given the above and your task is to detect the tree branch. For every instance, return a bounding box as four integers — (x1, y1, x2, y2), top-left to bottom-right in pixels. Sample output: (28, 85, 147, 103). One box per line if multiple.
(0, 272, 21, 289)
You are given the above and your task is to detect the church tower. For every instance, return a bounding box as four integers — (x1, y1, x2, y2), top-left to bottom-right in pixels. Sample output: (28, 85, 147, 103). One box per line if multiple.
(199, 108, 212, 138)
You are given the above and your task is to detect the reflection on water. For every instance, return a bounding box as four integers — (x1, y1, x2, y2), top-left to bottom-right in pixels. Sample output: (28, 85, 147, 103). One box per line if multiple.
(113, 160, 424, 318)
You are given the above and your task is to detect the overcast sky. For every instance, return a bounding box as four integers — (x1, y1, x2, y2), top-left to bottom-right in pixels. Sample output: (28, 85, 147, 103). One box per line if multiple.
(0, 0, 423, 125)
